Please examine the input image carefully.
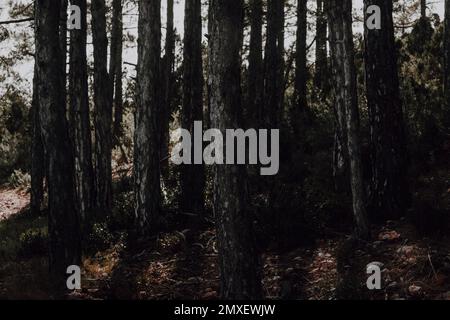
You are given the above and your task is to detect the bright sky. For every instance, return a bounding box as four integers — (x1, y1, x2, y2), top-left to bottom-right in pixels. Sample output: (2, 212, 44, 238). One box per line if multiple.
(0, 0, 446, 96)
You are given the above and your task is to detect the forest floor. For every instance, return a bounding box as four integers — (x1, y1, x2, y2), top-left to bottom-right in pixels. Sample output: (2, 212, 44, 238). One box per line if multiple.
(1, 167, 450, 300)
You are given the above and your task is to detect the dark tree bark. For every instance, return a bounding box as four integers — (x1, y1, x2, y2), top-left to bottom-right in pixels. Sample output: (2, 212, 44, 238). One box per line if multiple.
(247, 0, 264, 128)
(30, 64, 45, 216)
(363, 0, 408, 220)
(294, 0, 308, 118)
(315, 0, 328, 93)
(110, 0, 124, 143)
(35, 0, 81, 288)
(69, 0, 94, 225)
(135, 0, 162, 234)
(59, 0, 67, 111)
(161, 0, 175, 160)
(444, 0, 450, 115)
(328, 0, 370, 239)
(181, 0, 205, 215)
(208, 0, 262, 299)
(421, 0, 426, 19)
(264, 0, 285, 127)
(92, 0, 112, 217)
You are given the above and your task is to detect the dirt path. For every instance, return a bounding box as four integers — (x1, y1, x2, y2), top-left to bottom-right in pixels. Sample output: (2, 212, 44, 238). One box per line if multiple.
(0, 187, 29, 220)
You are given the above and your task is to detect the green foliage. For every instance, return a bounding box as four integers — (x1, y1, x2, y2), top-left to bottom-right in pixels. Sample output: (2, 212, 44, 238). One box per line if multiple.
(0, 88, 31, 182)
(18, 227, 48, 258)
(87, 222, 116, 252)
(0, 214, 47, 261)
(7, 169, 30, 189)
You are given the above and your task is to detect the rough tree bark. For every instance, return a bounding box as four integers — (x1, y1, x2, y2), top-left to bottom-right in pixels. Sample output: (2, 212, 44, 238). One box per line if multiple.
(364, 0, 408, 220)
(247, 0, 264, 129)
(208, 0, 262, 299)
(69, 0, 94, 225)
(110, 0, 124, 143)
(294, 0, 308, 118)
(35, 0, 81, 288)
(421, 0, 426, 19)
(315, 0, 328, 93)
(59, 0, 67, 110)
(181, 0, 205, 215)
(264, 0, 285, 127)
(92, 0, 112, 217)
(135, 0, 162, 235)
(161, 0, 174, 160)
(30, 64, 45, 216)
(328, 0, 370, 239)
(444, 0, 450, 116)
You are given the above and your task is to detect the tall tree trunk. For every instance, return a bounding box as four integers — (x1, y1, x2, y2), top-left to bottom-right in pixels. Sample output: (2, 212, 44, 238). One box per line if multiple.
(328, 0, 370, 239)
(161, 0, 175, 160)
(59, 0, 67, 111)
(30, 64, 45, 216)
(35, 0, 81, 289)
(294, 0, 308, 121)
(181, 0, 205, 216)
(315, 0, 328, 93)
(92, 0, 112, 217)
(208, 0, 262, 299)
(69, 0, 94, 226)
(135, 0, 162, 234)
(247, 0, 264, 129)
(110, 0, 124, 144)
(264, 0, 285, 127)
(364, 0, 408, 220)
(444, 0, 450, 117)
(421, 0, 426, 19)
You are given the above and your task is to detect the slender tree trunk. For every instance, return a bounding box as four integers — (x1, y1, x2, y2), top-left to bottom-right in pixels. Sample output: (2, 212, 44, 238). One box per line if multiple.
(421, 0, 426, 19)
(59, 0, 67, 111)
(135, 0, 162, 235)
(315, 0, 328, 93)
(31, 64, 45, 216)
(328, 0, 370, 239)
(69, 0, 94, 226)
(247, 0, 264, 129)
(444, 0, 450, 117)
(364, 0, 408, 220)
(161, 0, 175, 160)
(208, 0, 262, 299)
(92, 0, 112, 217)
(294, 0, 308, 120)
(181, 0, 205, 216)
(264, 0, 285, 127)
(110, 0, 124, 144)
(35, 0, 81, 289)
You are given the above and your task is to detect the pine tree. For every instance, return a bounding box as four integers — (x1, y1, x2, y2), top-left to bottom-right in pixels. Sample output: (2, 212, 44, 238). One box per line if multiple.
(181, 0, 205, 216)
(208, 0, 262, 299)
(35, 0, 81, 289)
(364, 0, 408, 220)
(328, 0, 370, 239)
(135, 0, 162, 234)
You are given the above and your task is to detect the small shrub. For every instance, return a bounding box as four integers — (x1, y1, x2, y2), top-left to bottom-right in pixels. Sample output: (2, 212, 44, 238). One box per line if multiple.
(18, 228, 48, 258)
(8, 169, 31, 189)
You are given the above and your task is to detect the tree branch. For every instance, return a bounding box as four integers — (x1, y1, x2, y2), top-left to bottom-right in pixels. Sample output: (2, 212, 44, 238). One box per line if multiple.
(0, 17, 34, 25)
